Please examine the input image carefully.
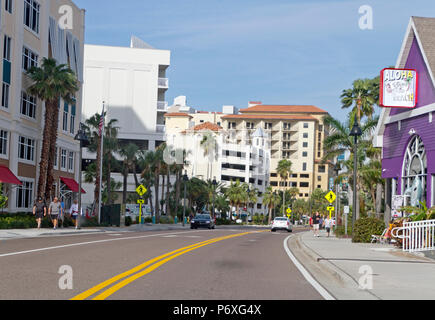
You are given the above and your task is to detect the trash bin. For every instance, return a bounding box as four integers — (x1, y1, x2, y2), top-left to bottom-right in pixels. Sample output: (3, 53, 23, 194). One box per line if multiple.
(174, 217, 178, 224)
(152, 216, 156, 224)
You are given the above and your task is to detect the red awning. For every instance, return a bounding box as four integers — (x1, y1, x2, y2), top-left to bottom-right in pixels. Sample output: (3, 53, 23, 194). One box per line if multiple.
(0, 166, 22, 185)
(60, 177, 85, 194)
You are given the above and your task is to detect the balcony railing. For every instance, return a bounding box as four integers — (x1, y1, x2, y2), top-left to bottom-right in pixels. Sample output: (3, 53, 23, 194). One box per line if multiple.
(158, 78, 169, 89)
(157, 101, 168, 111)
(156, 125, 166, 133)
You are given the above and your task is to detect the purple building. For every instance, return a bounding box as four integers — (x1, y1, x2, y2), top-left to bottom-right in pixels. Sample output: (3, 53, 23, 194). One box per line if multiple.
(374, 17, 435, 223)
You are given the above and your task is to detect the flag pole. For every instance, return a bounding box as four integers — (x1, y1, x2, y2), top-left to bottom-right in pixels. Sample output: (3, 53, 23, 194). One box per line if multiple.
(98, 102, 105, 224)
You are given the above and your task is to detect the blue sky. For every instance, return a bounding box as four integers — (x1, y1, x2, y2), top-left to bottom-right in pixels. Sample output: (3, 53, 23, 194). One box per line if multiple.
(74, 0, 435, 121)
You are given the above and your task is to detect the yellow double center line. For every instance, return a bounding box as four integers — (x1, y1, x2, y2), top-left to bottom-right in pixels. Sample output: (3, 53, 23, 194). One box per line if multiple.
(72, 231, 263, 300)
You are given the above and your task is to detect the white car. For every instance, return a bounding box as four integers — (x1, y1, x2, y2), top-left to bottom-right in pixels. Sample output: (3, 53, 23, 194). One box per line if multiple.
(271, 217, 293, 232)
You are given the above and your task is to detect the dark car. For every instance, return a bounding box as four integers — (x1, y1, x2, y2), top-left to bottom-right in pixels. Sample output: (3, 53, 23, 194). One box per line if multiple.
(191, 214, 215, 229)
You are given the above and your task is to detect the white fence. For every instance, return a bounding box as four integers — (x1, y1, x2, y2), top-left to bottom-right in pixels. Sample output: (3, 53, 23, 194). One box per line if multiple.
(392, 219, 435, 252)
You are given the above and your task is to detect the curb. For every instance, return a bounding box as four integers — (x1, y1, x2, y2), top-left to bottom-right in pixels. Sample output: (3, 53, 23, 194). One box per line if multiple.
(288, 232, 380, 300)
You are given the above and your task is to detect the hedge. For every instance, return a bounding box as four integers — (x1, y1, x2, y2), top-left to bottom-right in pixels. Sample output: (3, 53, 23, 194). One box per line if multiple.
(352, 216, 385, 243)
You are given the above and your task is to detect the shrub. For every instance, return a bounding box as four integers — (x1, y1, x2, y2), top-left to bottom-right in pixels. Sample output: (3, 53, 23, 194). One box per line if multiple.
(160, 216, 174, 224)
(81, 216, 100, 228)
(253, 215, 266, 225)
(352, 216, 385, 243)
(144, 217, 153, 223)
(216, 218, 232, 225)
(334, 225, 352, 238)
(0, 215, 37, 229)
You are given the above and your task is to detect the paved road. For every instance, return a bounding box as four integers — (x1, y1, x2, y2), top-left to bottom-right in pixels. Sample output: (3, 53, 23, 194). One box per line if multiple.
(0, 228, 322, 300)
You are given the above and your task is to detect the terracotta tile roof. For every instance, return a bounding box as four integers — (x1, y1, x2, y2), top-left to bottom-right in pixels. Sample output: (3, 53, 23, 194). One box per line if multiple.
(164, 112, 192, 118)
(221, 114, 318, 121)
(182, 122, 223, 134)
(239, 105, 328, 114)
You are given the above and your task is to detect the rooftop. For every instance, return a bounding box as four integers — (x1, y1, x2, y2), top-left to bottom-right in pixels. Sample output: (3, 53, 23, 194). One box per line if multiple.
(222, 114, 317, 121)
(239, 105, 328, 114)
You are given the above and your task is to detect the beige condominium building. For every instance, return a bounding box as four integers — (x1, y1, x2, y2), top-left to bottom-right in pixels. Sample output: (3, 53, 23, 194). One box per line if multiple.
(221, 103, 332, 200)
(0, 0, 85, 212)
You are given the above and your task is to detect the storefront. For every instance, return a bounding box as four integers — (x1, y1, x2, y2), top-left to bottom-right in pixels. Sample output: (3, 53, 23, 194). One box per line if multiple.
(374, 17, 435, 220)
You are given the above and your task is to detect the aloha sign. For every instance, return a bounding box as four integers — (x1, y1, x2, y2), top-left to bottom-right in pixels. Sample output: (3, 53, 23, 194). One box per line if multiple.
(380, 68, 418, 108)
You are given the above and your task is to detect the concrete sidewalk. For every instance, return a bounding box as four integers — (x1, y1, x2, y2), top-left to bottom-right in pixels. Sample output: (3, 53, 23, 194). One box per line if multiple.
(0, 228, 104, 240)
(289, 229, 435, 300)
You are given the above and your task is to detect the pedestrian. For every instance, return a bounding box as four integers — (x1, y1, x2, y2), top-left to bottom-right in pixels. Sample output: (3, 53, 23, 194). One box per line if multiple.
(319, 215, 324, 230)
(33, 197, 46, 229)
(324, 216, 333, 237)
(69, 199, 81, 230)
(312, 211, 321, 237)
(49, 197, 63, 230)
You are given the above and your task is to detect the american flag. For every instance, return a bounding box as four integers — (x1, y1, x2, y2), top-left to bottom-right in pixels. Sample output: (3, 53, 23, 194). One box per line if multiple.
(98, 108, 105, 136)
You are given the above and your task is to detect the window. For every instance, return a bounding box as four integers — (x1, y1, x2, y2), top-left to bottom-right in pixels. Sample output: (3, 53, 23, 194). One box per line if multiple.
(304, 123, 309, 129)
(63, 103, 69, 131)
(16, 180, 33, 209)
(303, 152, 308, 157)
(0, 130, 8, 155)
(271, 173, 277, 177)
(68, 151, 74, 171)
(303, 142, 308, 148)
(318, 165, 326, 173)
(300, 182, 309, 188)
(291, 182, 297, 187)
(70, 112, 75, 134)
(264, 123, 272, 130)
(228, 122, 236, 129)
(61, 149, 67, 169)
(54, 147, 58, 168)
(317, 185, 321, 189)
(3, 35, 11, 61)
(24, 0, 40, 33)
(303, 133, 308, 139)
(303, 163, 307, 171)
(18, 136, 35, 161)
(301, 174, 309, 178)
(22, 47, 38, 71)
(21, 92, 37, 118)
(319, 125, 324, 132)
(318, 176, 322, 182)
(257, 204, 262, 210)
(1, 83, 10, 108)
(5, 0, 12, 13)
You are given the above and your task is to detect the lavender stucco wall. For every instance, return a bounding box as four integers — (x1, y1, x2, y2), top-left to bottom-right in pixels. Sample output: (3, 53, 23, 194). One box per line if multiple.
(390, 37, 435, 116)
(382, 35, 435, 207)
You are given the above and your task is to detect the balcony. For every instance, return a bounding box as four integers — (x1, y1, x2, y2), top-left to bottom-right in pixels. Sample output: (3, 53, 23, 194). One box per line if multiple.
(157, 101, 168, 111)
(156, 125, 166, 133)
(158, 78, 169, 89)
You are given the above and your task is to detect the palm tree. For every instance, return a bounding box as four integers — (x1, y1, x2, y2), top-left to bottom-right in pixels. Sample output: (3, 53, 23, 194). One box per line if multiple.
(26, 58, 79, 200)
(341, 78, 377, 124)
(276, 159, 292, 217)
(323, 115, 379, 220)
(103, 119, 119, 205)
(119, 143, 139, 204)
(200, 132, 217, 180)
(263, 187, 280, 224)
(225, 180, 246, 220)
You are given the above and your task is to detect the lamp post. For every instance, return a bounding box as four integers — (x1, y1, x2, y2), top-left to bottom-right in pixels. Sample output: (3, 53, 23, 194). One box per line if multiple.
(212, 177, 217, 220)
(183, 171, 189, 227)
(333, 163, 341, 230)
(349, 115, 362, 229)
(74, 123, 89, 230)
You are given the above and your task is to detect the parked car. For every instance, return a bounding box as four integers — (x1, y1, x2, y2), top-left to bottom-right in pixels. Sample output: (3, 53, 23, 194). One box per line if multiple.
(271, 217, 293, 232)
(191, 214, 216, 229)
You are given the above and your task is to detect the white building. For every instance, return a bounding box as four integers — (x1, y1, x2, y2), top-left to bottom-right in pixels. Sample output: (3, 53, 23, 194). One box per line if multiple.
(81, 37, 170, 206)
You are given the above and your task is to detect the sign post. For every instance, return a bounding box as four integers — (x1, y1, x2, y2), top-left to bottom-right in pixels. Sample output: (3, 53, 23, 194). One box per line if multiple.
(136, 185, 147, 225)
(344, 206, 350, 236)
(327, 206, 335, 220)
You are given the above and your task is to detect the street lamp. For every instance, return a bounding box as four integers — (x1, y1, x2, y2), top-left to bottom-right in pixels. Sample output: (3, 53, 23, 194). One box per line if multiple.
(74, 123, 89, 230)
(212, 177, 217, 220)
(333, 163, 341, 230)
(183, 171, 189, 227)
(349, 115, 362, 229)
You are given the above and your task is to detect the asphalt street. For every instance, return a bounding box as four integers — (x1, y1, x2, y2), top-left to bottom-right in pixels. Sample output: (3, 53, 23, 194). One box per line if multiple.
(0, 227, 323, 300)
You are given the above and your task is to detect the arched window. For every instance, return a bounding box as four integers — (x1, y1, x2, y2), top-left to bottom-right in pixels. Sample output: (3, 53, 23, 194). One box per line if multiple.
(402, 135, 427, 206)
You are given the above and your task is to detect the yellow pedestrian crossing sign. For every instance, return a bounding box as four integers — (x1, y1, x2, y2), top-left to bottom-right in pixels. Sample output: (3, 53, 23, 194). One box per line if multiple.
(327, 206, 335, 219)
(137, 199, 145, 205)
(286, 208, 292, 214)
(325, 191, 336, 204)
(136, 185, 147, 196)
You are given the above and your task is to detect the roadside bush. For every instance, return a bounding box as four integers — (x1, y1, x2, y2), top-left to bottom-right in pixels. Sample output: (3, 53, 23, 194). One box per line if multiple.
(160, 216, 174, 224)
(0, 216, 37, 229)
(334, 225, 352, 238)
(352, 216, 385, 243)
(252, 215, 266, 225)
(144, 217, 153, 223)
(216, 218, 232, 225)
(81, 216, 100, 227)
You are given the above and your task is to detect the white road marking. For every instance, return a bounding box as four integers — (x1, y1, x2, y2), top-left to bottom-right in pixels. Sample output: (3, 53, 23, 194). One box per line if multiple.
(162, 235, 178, 238)
(283, 236, 335, 301)
(0, 230, 208, 259)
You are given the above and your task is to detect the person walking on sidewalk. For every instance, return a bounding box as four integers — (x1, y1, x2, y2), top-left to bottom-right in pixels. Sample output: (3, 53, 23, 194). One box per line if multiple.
(33, 197, 46, 229)
(49, 197, 62, 230)
(324, 216, 333, 238)
(69, 199, 81, 230)
(312, 212, 321, 237)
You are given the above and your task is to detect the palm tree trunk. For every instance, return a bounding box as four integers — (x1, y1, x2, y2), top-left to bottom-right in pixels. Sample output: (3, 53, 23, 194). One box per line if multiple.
(38, 100, 56, 200)
(154, 165, 160, 223)
(175, 168, 181, 217)
(106, 154, 112, 205)
(161, 173, 165, 214)
(122, 165, 128, 204)
(94, 133, 102, 209)
(166, 166, 171, 217)
(376, 183, 382, 218)
(45, 100, 61, 201)
(268, 207, 272, 225)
